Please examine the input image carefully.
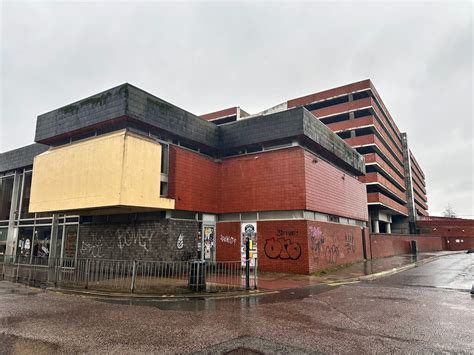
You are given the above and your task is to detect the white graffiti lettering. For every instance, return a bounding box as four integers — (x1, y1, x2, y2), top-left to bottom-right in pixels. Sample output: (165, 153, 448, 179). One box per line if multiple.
(177, 234, 184, 249)
(117, 228, 153, 252)
(80, 234, 105, 259)
(220, 235, 237, 245)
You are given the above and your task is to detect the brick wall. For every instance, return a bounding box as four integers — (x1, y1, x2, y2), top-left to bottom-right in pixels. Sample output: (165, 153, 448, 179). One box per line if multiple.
(168, 146, 218, 213)
(304, 150, 368, 221)
(218, 147, 306, 213)
(369, 234, 443, 258)
(77, 219, 199, 261)
(257, 220, 309, 274)
(215, 220, 367, 274)
(307, 221, 365, 273)
(215, 222, 241, 262)
(168, 146, 368, 222)
(444, 237, 474, 251)
(417, 219, 474, 237)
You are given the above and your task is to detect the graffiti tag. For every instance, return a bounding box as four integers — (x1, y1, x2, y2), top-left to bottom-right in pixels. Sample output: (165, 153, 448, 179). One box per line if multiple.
(177, 234, 184, 249)
(309, 226, 325, 265)
(79, 234, 106, 259)
(326, 245, 339, 264)
(277, 229, 299, 237)
(220, 235, 237, 245)
(344, 233, 355, 254)
(264, 238, 301, 260)
(117, 228, 153, 252)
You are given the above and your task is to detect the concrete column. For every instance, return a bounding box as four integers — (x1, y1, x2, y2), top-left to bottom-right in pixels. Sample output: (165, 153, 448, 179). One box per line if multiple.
(49, 214, 59, 260)
(6, 172, 21, 256)
(372, 220, 380, 233)
(386, 223, 391, 234)
(350, 130, 356, 138)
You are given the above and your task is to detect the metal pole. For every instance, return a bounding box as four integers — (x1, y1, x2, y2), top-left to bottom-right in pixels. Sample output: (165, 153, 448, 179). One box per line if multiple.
(131, 260, 137, 293)
(85, 259, 90, 290)
(254, 258, 258, 290)
(54, 258, 58, 287)
(1, 256, 6, 281)
(245, 237, 250, 290)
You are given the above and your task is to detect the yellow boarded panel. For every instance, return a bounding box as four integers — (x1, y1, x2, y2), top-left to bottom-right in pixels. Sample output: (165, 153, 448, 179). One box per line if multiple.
(29, 130, 174, 213)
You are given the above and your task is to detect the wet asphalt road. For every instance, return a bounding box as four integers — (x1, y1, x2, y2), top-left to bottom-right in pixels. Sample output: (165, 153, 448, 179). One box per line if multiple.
(0, 253, 472, 354)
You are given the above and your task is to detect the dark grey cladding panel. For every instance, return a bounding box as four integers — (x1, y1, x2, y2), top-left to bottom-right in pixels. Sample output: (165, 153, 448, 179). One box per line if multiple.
(35, 84, 219, 148)
(0, 143, 49, 172)
(302, 109, 365, 174)
(125, 85, 219, 148)
(218, 107, 305, 148)
(219, 107, 364, 175)
(35, 84, 128, 142)
(32, 83, 363, 174)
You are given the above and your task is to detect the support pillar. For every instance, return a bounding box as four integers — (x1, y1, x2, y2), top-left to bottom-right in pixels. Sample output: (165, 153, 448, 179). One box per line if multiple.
(372, 220, 380, 234)
(386, 223, 391, 234)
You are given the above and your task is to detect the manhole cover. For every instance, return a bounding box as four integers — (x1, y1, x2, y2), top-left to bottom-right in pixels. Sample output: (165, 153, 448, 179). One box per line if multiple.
(193, 335, 315, 354)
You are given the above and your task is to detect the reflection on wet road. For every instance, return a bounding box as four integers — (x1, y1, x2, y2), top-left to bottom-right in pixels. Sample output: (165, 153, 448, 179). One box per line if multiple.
(0, 252, 472, 354)
(98, 284, 333, 311)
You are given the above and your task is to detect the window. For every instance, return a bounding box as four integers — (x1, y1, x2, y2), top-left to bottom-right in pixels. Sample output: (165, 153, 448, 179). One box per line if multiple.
(20, 172, 34, 219)
(0, 176, 14, 221)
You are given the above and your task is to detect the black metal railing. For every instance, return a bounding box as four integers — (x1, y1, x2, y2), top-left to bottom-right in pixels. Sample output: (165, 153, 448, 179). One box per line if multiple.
(1, 256, 257, 294)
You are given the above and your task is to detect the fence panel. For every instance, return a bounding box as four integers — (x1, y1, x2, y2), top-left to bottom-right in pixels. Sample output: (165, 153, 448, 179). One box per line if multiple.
(1, 256, 257, 294)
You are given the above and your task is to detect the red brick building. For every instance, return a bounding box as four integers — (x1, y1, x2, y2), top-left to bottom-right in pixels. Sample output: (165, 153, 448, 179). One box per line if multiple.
(202, 79, 429, 236)
(1, 81, 470, 276)
(0, 84, 369, 274)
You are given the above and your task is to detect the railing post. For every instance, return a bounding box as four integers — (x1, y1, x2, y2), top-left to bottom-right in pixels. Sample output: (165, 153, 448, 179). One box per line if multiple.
(54, 258, 58, 287)
(85, 259, 90, 290)
(131, 260, 137, 293)
(16, 260, 20, 283)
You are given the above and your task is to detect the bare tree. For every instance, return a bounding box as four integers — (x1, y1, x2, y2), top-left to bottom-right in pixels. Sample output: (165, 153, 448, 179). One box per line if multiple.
(442, 204, 457, 218)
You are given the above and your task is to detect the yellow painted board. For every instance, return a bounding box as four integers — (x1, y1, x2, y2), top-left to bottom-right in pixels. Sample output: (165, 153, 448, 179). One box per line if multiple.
(29, 130, 174, 213)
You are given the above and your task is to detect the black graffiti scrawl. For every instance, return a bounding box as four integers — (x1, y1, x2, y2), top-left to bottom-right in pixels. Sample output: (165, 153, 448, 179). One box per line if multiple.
(264, 237, 302, 260)
(309, 226, 325, 265)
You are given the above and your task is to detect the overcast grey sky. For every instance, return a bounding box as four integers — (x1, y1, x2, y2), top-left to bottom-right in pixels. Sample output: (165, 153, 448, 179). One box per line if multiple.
(0, 0, 472, 217)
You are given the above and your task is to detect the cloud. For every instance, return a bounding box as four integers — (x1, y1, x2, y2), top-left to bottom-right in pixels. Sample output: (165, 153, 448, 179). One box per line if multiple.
(1, 0, 472, 216)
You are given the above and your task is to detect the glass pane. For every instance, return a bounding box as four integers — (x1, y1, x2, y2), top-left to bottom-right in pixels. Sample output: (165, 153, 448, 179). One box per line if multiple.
(63, 225, 78, 259)
(0, 227, 7, 241)
(20, 172, 34, 219)
(32, 226, 52, 258)
(17, 227, 33, 259)
(0, 176, 14, 221)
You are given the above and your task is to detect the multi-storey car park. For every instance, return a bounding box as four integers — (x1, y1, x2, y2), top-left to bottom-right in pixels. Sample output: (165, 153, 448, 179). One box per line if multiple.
(201, 80, 429, 235)
(0, 80, 471, 280)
